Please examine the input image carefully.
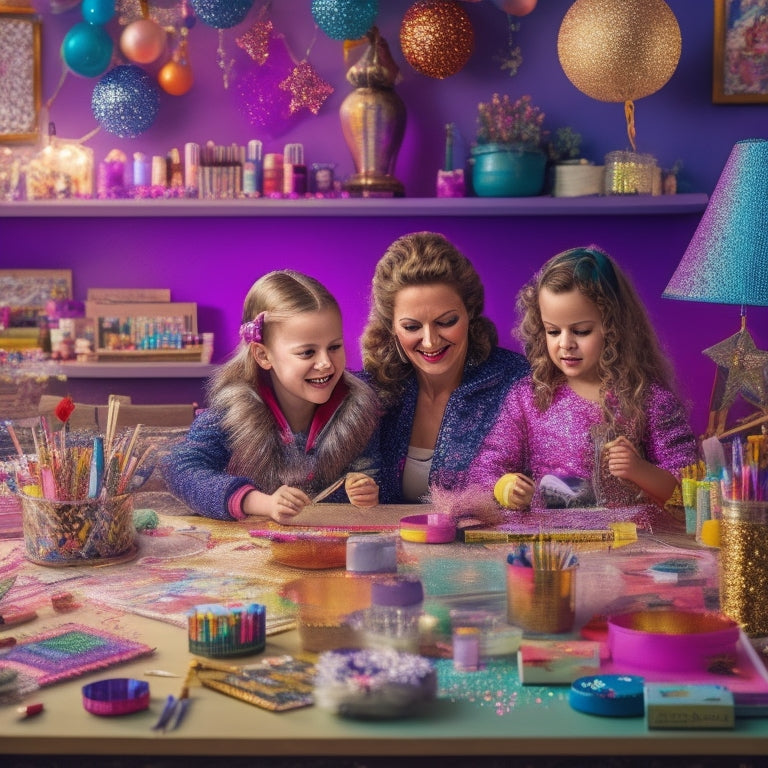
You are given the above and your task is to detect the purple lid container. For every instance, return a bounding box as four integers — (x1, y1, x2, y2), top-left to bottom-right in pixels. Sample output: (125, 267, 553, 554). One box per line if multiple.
(371, 576, 424, 607)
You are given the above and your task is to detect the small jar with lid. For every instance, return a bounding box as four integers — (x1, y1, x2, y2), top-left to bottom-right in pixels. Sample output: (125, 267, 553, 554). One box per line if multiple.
(363, 576, 424, 653)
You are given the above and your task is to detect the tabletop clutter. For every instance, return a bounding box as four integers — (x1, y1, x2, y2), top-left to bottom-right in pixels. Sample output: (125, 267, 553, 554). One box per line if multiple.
(1, 413, 768, 731)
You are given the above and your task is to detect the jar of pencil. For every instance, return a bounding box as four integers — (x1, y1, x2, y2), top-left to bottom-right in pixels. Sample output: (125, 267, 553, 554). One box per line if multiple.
(188, 603, 267, 658)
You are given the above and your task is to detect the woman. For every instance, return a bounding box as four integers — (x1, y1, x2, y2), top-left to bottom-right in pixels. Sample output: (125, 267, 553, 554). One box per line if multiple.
(361, 231, 529, 504)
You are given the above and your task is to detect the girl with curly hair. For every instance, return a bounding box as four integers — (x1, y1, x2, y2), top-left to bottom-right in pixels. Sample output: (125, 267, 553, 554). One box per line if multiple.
(470, 245, 697, 511)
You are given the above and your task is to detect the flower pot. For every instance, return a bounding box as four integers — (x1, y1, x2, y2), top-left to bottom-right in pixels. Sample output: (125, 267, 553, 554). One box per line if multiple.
(470, 143, 546, 197)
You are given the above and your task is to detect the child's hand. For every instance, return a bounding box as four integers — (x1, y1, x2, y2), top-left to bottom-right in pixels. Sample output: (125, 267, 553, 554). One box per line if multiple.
(267, 485, 312, 523)
(508, 474, 535, 509)
(345, 472, 379, 508)
(604, 436, 643, 481)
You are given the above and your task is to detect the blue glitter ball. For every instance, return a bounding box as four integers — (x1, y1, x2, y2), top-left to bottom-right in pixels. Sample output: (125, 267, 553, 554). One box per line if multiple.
(311, 0, 379, 41)
(91, 65, 160, 138)
(190, 0, 254, 29)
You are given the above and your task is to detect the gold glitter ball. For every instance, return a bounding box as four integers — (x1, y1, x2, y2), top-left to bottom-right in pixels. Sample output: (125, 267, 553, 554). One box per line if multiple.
(557, 0, 681, 102)
(399, 0, 475, 80)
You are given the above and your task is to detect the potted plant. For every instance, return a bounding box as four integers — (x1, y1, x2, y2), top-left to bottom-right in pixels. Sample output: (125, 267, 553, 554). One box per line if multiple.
(471, 93, 549, 197)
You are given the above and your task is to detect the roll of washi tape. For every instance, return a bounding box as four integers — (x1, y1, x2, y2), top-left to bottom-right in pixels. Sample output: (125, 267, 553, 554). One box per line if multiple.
(82, 678, 150, 716)
(399, 513, 456, 544)
(569, 674, 645, 717)
(346, 533, 398, 574)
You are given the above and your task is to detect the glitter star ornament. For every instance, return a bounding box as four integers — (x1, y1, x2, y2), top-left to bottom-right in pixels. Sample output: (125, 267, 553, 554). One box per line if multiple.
(236, 12, 273, 65)
(280, 61, 334, 115)
(400, 0, 475, 79)
(703, 325, 768, 412)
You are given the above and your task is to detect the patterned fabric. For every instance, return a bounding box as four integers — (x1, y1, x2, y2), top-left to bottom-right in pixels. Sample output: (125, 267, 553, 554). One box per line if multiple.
(374, 347, 529, 503)
(468, 375, 698, 508)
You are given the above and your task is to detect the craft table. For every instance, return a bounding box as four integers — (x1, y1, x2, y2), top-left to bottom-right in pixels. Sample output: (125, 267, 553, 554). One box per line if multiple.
(1, 494, 768, 762)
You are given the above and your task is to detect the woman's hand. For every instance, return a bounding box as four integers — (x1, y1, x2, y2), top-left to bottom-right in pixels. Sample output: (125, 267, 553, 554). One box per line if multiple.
(243, 485, 312, 523)
(345, 472, 379, 508)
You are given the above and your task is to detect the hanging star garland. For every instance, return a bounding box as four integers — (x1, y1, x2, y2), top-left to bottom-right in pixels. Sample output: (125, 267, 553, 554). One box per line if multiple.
(279, 61, 334, 115)
(236, 11, 273, 65)
(703, 325, 768, 411)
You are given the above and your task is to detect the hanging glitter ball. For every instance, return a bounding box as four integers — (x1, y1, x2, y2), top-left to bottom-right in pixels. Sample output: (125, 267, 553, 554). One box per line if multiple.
(400, 0, 475, 79)
(190, 0, 255, 30)
(311, 0, 379, 41)
(280, 61, 334, 115)
(91, 64, 161, 138)
(557, 0, 681, 102)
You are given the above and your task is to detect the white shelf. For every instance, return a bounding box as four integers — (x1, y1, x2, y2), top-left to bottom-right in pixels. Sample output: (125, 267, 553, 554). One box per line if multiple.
(60, 361, 216, 379)
(0, 193, 708, 218)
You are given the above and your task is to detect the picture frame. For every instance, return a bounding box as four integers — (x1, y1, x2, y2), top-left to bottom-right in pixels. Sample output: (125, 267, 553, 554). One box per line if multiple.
(0, 269, 72, 327)
(713, 0, 768, 104)
(0, 8, 41, 142)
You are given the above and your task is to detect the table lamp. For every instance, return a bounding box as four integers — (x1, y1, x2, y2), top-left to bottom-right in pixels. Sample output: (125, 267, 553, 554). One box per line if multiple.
(662, 138, 768, 436)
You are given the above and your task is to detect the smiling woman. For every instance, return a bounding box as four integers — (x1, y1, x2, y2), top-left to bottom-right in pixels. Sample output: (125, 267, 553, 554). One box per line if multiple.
(360, 232, 530, 506)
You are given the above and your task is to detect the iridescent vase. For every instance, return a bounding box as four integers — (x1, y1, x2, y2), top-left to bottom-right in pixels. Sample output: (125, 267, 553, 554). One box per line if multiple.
(339, 27, 406, 197)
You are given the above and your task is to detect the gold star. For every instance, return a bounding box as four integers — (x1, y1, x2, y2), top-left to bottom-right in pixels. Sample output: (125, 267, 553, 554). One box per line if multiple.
(279, 61, 334, 116)
(704, 326, 768, 410)
(236, 14, 273, 65)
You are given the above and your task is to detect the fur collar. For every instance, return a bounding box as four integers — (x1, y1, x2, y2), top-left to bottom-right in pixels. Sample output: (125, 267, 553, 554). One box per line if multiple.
(213, 372, 379, 494)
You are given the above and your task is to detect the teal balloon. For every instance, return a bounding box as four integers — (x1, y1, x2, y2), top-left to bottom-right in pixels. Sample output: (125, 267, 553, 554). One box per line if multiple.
(62, 22, 113, 78)
(82, 0, 116, 26)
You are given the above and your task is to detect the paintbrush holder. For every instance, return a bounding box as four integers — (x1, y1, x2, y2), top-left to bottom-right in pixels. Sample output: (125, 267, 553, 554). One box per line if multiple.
(19, 491, 136, 566)
(506, 563, 577, 635)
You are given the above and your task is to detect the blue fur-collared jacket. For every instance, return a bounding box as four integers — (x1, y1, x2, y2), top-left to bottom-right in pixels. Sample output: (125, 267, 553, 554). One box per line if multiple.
(372, 346, 529, 503)
(162, 371, 380, 520)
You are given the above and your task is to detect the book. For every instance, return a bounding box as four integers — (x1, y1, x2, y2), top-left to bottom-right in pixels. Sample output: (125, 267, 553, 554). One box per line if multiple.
(645, 683, 735, 729)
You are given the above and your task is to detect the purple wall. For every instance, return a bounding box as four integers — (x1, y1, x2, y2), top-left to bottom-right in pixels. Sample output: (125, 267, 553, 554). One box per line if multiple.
(3, 1, 768, 435)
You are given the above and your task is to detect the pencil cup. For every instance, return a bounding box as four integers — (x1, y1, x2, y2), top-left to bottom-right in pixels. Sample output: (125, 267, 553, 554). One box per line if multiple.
(188, 603, 266, 658)
(506, 563, 577, 635)
(719, 502, 768, 636)
(19, 492, 135, 566)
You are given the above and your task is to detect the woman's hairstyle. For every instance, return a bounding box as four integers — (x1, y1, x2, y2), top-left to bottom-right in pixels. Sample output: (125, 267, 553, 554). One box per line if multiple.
(209, 270, 340, 400)
(516, 246, 676, 435)
(361, 231, 497, 404)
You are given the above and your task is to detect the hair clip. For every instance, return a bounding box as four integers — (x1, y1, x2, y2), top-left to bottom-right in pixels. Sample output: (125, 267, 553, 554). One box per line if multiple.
(239, 311, 266, 344)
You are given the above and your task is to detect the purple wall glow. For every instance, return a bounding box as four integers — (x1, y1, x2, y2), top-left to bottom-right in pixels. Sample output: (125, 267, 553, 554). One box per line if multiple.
(2, 1, 768, 436)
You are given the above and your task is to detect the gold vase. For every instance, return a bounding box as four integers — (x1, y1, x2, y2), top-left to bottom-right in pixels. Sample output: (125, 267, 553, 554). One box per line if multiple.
(339, 27, 406, 197)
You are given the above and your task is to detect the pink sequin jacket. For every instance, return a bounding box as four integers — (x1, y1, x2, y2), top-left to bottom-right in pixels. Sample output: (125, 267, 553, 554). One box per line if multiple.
(468, 376, 698, 508)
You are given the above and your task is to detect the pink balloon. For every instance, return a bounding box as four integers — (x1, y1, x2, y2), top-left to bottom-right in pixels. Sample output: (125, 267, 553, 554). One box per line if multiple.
(120, 19, 167, 64)
(493, 0, 538, 15)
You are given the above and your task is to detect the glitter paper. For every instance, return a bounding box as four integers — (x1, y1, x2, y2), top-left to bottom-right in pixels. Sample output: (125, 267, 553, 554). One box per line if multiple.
(91, 65, 160, 139)
(0, 623, 154, 687)
(190, 0, 254, 30)
(279, 61, 334, 116)
(311, 0, 379, 42)
(557, 0, 681, 102)
(703, 327, 768, 411)
(400, 0, 475, 80)
(236, 14, 273, 65)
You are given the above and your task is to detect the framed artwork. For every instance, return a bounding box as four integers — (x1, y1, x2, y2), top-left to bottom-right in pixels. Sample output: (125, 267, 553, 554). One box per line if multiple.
(0, 9, 41, 142)
(713, 0, 768, 103)
(0, 269, 72, 327)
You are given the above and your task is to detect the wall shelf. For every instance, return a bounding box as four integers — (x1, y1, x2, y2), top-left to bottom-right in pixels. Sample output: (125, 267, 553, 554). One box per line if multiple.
(0, 193, 708, 218)
(61, 362, 217, 379)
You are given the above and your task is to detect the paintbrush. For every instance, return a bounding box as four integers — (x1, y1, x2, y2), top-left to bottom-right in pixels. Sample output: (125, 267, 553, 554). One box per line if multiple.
(311, 475, 347, 504)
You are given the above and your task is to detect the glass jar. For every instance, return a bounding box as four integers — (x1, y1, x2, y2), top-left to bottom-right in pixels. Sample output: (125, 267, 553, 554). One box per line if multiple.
(363, 576, 424, 652)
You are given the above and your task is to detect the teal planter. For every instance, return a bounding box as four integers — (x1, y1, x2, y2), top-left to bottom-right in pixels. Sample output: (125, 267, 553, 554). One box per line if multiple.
(470, 143, 547, 197)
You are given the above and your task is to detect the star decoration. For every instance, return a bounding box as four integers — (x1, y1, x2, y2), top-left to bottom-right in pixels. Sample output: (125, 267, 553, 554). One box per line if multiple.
(236, 15, 273, 65)
(279, 61, 334, 116)
(703, 326, 768, 411)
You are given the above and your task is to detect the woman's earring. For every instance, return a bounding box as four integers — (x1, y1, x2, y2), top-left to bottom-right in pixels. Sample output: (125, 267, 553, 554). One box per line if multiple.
(394, 337, 409, 364)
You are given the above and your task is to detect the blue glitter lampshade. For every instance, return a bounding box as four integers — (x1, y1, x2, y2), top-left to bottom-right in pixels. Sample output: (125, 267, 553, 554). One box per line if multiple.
(663, 138, 768, 307)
